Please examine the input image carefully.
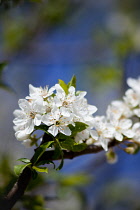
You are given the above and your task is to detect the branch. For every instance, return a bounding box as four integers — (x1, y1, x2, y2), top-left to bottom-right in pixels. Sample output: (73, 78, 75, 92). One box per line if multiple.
(0, 139, 119, 210)
(38, 139, 119, 162)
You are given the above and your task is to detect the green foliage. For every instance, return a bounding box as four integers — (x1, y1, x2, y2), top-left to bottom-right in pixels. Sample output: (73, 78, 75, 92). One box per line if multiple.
(32, 166, 48, 173)
(17, 158, 31, 164)
(58, 79, 68, 94)
(53, 138, 64, 170)
(67, 75, 76, 89)
(59, 137, 87, 152)
(72, 143, 87, 152)
(14, 163, 31, 176)
(32, 141, 54, 165)
(69, 122, 88, 137)
(58, 75, 76, 94)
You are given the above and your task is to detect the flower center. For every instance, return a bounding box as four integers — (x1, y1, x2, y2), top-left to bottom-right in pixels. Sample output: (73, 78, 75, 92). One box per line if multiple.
(30, 112, 36, 119)
(56, 121, 60, 126)
(63, 101, 69, 107)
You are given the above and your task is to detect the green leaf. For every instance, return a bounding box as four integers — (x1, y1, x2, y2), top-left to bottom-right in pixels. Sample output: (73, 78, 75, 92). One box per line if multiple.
(53, 138, 64, 170)
(17, 158, 31, 164)
(57, 158, 64, 170)
(69, 122, 88, 137)
(32, 141, 54, 165)
(14, 163, 31, 176)
(72, 143, 87, 152)
(67, 75, 76, 88)
(36, 160, 55, 169)
(58, 79, 68, 95)
(31, 169, 38, 179)
(32, 166, 48, 173)
(60, 138, 75, 151)
(35, 124, 49, 133)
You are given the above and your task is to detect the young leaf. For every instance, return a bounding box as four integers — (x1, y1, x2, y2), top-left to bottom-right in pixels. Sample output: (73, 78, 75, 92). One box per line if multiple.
(69, 122, 88, 137)
(58, 79, 68, 95)
(53, 138, 64, 170)
(17, 158, 31, 164)
(56, 157, 64, 171)
(60, 138, 75, 151)
(67, 75, 76, 88)
(14, 163, 31, 176)
(32, 166, 48, 173)
(31, 169, 38, 180)
(72, 143, 87, 152)
(36, 160, 55, 169)
(32, 141, 54, 165)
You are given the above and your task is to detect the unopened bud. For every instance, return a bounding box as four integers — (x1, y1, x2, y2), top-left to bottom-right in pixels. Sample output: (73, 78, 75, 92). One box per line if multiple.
(124, 143, 139, 154)
(106, 149, 118, 164)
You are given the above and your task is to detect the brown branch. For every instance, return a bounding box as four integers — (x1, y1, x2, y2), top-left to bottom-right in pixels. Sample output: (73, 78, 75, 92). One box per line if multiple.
(0, 139, 119, 210)
(38, 139, 119, 162)
(0, 166, 32, 210)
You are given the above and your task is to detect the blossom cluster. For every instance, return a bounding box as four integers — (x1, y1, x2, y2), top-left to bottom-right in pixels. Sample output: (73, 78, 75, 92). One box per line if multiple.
(13, 81, 97, 147)
(13, 77, 140, 151)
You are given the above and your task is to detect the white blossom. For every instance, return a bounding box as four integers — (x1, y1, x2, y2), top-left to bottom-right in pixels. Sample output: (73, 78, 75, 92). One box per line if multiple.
(26, 84, 55, 101)
(107, 100, 132, 120)
(111, 118, 134, 141)
(42, 107, 72, 137)
(132, 122, 140, 143)
(13, 77, 140, 150)
(124, 89, 140, 108)
(127, 77, 140, 94)
(13, 99, 45, 134)
(92, 116, 115, 151)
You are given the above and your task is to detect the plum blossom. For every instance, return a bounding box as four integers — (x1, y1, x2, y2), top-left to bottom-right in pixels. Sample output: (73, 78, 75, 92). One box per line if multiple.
(13, 77, 140, 151)
(91, 116, 115, 151)
(42, 107, 72, 137)
(123, 89, 140, 108)
(110, 118, 134, 141)
(26, 84, 55, 101)
(127, 77, 140, 94)
(132, 122, 140, 143)
(13, 99, 45, 134)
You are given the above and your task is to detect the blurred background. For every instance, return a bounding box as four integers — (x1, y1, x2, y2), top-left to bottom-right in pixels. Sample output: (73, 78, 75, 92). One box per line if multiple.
(1, 0, 140, 209)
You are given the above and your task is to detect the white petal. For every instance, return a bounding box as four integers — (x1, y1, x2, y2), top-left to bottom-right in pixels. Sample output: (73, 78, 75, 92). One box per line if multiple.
(134, 109, 140, 117)
(48, 125, 58, 136)
(123, 129, 134, 138)
(133, 122, 140, 131)
(18, 99, 30, 111)
(90, 130, 99, 140)
(114, 131, 123, 141)
(22, 139, 32, 147)
(119, 119, 132, 130)
(28, 84, 37, 95)
(42, 114, 53, 126)
(99, 137, 109, 151)
(34, 114, 42, 126)
(15, 130, 30, 141)
(59, 126, 71, 136)
(25, 120, 34, 134)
